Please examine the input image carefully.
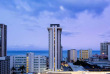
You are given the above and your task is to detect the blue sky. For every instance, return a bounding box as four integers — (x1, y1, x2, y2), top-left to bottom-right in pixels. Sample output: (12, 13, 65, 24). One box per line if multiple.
(0, 0, 110, 50)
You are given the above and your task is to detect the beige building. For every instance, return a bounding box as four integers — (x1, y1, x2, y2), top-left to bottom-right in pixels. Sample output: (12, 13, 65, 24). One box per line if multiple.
(79, 49, 92, 60)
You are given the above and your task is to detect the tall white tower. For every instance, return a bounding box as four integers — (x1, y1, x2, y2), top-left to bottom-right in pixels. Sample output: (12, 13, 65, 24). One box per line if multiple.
(47, 24, 62, 71)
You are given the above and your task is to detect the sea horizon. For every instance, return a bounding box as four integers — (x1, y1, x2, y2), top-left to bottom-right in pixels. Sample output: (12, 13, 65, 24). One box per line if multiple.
(7, 50, 100, 58)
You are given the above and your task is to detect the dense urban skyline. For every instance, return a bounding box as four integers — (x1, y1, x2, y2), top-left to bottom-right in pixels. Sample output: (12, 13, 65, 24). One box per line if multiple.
(0, 0, 110, 50)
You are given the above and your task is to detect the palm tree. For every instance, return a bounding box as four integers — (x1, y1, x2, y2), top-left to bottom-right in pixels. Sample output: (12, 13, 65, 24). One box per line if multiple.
(18, 65, 25, 74)
(11, 67, 16, 74)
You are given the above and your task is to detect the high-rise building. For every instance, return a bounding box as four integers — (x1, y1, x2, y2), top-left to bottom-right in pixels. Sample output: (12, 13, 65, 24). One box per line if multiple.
(100, 42, 110, 55)
(108, 44, 110, 61)
(0, 24, 7, 57)
(0, 56, 13, 74)
(79, 49, 92, 61)
(67, 49, 77, 62)
(47, 24, 62, 71)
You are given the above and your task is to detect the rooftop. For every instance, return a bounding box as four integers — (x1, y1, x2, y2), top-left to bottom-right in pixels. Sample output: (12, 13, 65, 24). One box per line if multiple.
(50, 24, 60, 27)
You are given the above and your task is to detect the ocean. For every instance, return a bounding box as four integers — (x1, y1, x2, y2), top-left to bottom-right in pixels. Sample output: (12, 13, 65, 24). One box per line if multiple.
(7, 50, 100, 58)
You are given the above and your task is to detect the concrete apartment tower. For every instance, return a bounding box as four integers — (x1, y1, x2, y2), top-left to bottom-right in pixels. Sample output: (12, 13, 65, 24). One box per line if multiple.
(100, 42, 110, 55)
(0, 24, 7, 57)
(47, 24, 62, 71)
(67, 49, 77, 62)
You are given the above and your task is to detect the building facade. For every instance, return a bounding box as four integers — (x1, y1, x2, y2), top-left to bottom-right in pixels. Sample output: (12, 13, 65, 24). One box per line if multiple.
(100, 42, 110, 55)
(67, 49, 77, 62)
(47, 24, 62, 71)
(108, 44, 110, 61)
(0, 24, 7, 57)
(12, 53, 47, 74)
(26, 52, 34, 73)
(79, 49, 92, 60)
(13, 55, 26, 73)
(0, 56, 13, 74)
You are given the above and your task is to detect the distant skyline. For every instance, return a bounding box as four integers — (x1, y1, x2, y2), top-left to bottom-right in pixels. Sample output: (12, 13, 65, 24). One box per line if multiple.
(0, 0, 110, 50)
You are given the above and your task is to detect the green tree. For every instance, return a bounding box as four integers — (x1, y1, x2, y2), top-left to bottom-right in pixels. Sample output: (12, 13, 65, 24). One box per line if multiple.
(18, 65, 25, 74)
(11, 67, 16, 74)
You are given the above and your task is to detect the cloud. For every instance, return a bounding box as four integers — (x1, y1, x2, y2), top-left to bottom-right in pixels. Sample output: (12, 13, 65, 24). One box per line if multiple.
(58, 0, 110, 15)
(60, 6, 65, 11)
(62, 30, 80, 36)
(0, 0, 109, 19)
(99, 31, 110, 38)
(14, 0, 32, 12)
(0, 0, 110, 50)
(62, 31, 72, 36)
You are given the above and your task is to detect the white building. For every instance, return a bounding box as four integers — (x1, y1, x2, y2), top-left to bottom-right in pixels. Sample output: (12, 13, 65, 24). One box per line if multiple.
(34, 55, 47, 73)
(12, 52, 47, 74)
(47, 24, 62, 71)
(67, 49, 77, 62)
(13, 55, 26, 73)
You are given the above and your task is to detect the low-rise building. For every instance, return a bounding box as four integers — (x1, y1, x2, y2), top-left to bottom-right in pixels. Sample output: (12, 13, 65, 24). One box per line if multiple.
(88, 60, 110, 69)
(68, 63, 87, 71)
(89, 57, 99, 62)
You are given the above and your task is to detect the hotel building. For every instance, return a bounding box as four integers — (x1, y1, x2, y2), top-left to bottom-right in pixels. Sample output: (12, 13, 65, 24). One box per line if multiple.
(0, 24, 7, 57)
(47, 24, 62, 71)
(67, 49, 77, 62)
(79, 49, 92, 60)
(12, 53, 47, 74)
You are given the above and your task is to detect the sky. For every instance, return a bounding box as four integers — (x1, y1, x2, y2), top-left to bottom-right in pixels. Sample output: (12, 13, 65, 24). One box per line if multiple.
(0, 0, 110, 51)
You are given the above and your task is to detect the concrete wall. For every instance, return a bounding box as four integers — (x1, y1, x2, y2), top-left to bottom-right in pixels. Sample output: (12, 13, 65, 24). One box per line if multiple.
(42, 71, 110, 74)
